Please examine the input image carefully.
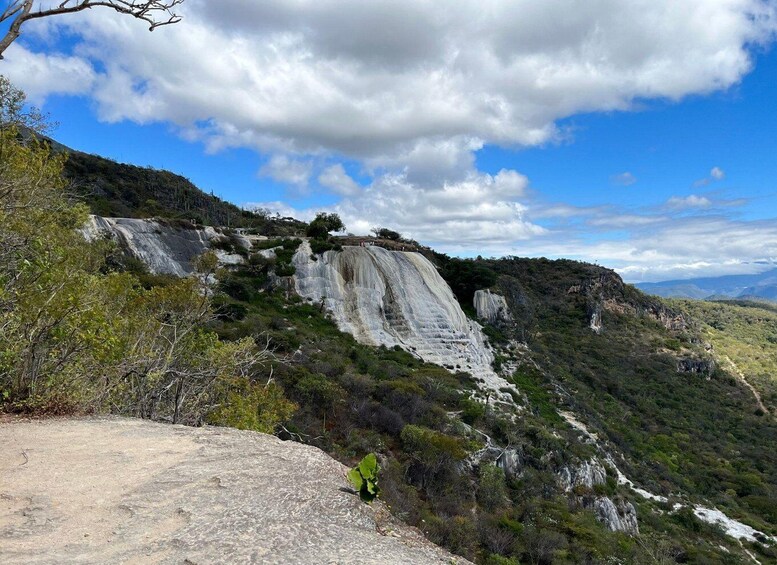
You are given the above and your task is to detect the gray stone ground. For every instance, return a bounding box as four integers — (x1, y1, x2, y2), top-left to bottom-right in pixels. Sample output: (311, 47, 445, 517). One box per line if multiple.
(0, 416, 469, 564)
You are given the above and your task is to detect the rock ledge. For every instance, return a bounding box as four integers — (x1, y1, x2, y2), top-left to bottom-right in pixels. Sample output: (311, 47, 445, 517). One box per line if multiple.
(0, 416, 468, 564)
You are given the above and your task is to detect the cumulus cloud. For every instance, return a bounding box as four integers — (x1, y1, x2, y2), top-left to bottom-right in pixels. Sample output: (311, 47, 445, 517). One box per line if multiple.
(6, 0, 776, 178)
(258, 155, 312, 188)
(611, 172, 637, 186)
(3, 43, 96, 103)
(694, 165, 727, 186)
(318, 164, 361, 196)
(252, 168, 540, 250)
(253, 187, 777, 281)
(8, 1, 777, 281)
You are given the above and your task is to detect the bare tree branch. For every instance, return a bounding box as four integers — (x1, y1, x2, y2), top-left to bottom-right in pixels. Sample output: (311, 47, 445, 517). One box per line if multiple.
(0, 1, 184, 59)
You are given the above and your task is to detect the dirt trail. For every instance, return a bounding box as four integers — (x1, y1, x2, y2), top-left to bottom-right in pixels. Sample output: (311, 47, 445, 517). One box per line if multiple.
(0, 416, 469, 565)
(722, 355, 770, 415)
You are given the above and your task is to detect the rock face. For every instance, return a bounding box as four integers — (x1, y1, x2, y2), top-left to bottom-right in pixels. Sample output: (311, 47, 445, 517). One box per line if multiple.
(496, 448, 524, 479)
(588, 304, 603, 334)
(0, 417, 470, 565)
(677, 358, 715, 375)
(83, 216, 244, 276)
(293, 242, 515, 396)
(473, 289, 512, 324)
(593, 497, 639, 535)
(558, 459, 608, 492)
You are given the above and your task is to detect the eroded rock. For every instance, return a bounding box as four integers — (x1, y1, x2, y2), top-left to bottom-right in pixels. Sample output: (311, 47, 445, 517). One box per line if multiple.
(0, 417, 470, 565)
(593, 497, 639, 535)
(473, 289, 512, 324)
(293, 241, 516, 398)
(83, 216, 245, 276)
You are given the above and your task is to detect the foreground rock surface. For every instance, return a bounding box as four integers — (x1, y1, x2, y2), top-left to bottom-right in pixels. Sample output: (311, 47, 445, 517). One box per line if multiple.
(0, 417, 469, 565)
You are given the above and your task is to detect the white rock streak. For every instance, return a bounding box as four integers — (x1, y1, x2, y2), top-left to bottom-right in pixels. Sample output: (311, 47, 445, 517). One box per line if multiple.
(293, 242, 515, 397)
(473, 289, 512, 324)
(83, 216, 243, 275)
(694, 507, 775, 545)
(559, 412, 776, 547)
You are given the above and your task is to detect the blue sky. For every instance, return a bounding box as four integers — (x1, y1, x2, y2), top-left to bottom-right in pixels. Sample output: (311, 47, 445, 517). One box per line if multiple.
(5, 0, 777, 282)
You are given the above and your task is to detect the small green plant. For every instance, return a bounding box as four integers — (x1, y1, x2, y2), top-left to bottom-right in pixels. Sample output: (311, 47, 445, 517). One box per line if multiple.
(348, 453, 381, 503)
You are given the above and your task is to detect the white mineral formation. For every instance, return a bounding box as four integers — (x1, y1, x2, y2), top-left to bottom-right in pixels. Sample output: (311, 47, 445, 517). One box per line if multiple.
(83, 216, 244, 276)
(560, 412, 776, 546)
(593, 497, 640, 535)
(473, 289, 512, 324)
(558, 459, 608, 492)
(694, 507, 776, 545)
(293, 242, 516, 397)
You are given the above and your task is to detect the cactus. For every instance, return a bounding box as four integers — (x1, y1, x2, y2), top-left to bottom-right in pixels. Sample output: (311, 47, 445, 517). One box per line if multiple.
(347, 453, 380, 503)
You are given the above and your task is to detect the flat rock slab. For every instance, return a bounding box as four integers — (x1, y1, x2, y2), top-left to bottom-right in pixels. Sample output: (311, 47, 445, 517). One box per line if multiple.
(0, 417, 469, 565)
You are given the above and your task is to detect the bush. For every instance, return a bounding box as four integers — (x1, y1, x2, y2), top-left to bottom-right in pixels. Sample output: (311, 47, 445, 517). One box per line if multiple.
(372, 227, 402, 240)
(208, 378, 296, 433)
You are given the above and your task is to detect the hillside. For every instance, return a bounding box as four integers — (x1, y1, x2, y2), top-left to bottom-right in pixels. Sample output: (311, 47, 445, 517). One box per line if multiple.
(28, 130, 307, 235)
(636, 269, 777, 302)
(670, 299, 777, 415)
(204, 241, 777, 563)
(3, 134, 776, 564)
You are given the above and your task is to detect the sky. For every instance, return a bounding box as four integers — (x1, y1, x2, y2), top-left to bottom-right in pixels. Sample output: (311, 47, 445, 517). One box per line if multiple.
(4, 0, 777, 282)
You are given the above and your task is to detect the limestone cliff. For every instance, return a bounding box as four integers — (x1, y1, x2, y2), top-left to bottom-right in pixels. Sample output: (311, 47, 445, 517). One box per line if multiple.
(473, 289, 512, 324)
(293, 242, 515, 397)
(83, 215, 245, 276)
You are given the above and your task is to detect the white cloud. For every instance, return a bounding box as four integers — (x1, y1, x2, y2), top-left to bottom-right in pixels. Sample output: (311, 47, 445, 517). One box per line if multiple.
(492, 206, 777, 282)
(318, 164, 361, 196)
(611, 172, 637, 186)
(666, 194, 713, 209)
(6, 1, 777, 281)
(258, 155, 312, 188)
(694, 165, 727, 186)
(252, 188, 777, 281)
(5, 0, 775, 178)
(3, 43, 96, 103)
(251, 168, 541, 250)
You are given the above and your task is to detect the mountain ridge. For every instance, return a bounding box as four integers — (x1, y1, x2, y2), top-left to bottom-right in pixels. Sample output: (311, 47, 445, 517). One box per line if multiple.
(636, 268, 777, 302)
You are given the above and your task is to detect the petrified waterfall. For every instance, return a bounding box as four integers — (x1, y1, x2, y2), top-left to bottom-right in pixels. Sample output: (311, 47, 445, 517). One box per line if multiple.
(473, 289, 512, 324)
(293, 241, 514, 396)
(83, 216, 244, 276)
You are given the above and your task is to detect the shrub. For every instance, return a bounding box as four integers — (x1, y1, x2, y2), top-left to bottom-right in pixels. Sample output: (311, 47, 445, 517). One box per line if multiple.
(208, 378, 297, 433)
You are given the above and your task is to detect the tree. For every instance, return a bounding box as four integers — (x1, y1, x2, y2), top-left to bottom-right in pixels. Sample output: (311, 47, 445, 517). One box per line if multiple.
(0, 78, 296, 427)
(371, 226, 401, 241)
(306, 212, 345, 239)
(0, 1, 184, 59)
(0, 74, 48, 133)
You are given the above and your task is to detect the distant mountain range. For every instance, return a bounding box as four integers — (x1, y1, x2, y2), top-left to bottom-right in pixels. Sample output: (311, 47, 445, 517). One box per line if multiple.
(635, 268, 777, 301)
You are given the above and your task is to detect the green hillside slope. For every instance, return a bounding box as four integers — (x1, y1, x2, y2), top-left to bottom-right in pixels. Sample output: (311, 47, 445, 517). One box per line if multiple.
(7, 129, 775, 564)
(672, 299, 777, 415)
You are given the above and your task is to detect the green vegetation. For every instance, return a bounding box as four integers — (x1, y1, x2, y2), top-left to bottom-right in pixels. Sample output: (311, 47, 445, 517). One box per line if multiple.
(371, 226, 402, 240)
(348, 453, 381, 503)
(673, 298, 777, 414)
(3, 77, 775, 564)
(305, 212, 345, 255)
(474, 257, 777, 561)
(306, 212, 345, 239)
(37, 133, 307, 235)
(0, 80, 294, 432)
(433, 253, 498, 305)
